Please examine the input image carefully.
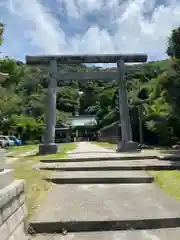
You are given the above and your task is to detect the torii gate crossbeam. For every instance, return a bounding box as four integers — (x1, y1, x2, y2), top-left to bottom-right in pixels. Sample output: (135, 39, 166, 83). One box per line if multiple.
(26, 54, 147, 154)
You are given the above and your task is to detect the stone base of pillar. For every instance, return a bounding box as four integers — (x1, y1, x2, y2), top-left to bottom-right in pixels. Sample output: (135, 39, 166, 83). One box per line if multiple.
(116, 141, 140, 152)
(39, 143, 58, 155)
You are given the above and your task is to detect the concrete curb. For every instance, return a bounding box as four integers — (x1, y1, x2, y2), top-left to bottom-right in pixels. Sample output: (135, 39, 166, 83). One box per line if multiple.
(44, 176, 154, 184)
(40, 155, 158, 163)
(39, 155, 180, 163)
(157, 155, 180, 161)
(36, 164, 180, 171)
(29, 217, 180, 234)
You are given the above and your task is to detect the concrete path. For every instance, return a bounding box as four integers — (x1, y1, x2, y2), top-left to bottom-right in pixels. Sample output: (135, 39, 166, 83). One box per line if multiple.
(67, 142, 180, 160)
(68, 141, 115, 153)
(59, 142, 169, 160)
(67, 141, 160, 156)
(30, 142, 180, 239)
(40, 142, 162, 163)
(30, 183, 180, 230)
(67, 141, 118, 159)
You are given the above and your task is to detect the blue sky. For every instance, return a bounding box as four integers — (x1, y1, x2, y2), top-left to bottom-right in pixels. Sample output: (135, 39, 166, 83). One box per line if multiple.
(0, 0, 180, 63)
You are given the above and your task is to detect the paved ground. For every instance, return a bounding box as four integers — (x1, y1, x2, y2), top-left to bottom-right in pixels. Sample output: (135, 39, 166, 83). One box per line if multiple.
(30, 142, 180, 239)
(68, 142, 115, 154)
(67, 142, 159, 159)
(30, 183, 180, 226)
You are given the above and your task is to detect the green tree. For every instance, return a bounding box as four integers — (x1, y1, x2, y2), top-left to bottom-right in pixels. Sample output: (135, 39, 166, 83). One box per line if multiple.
(0, 23, 4, 46)
(10, 115, 44, 141)
(167, 27, 180, 59)
(0, 58, 25, 87)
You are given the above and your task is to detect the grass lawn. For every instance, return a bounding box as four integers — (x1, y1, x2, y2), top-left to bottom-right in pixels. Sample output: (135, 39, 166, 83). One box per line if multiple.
(7, 144, 38, 157)
(12, 142, 77, 218)
(91, 141, 116, 150)
(150, 171, 180, 201)
(25, 142, 77, 161)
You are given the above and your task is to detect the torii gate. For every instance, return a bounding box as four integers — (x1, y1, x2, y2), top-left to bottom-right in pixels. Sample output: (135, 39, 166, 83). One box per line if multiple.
(26, 54, 147, 154)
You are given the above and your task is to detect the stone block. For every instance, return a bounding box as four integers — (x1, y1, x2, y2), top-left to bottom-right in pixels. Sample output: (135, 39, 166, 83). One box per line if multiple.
(7, 205, 26, 237)
(8, 185, 17, 200)
(15, 205, 25, 226)
(0, 180, 24, 210)
(0, 222, 9, 240)
(16, 181, 25, 195)
(98, 121, 120, 144)
(8, 234, 15, 240)
(0, 149, 6, 171)
(11, 198, 20, 215)
(7, 211, 18, 236)
(0, 212, 3, 226)
(0, 180, 28, 240)
(19, 194, 26, 206)
(39, 143, 58, 155)
(21, 204, 28, 218)
(0, 169, 13, 190)
(2, 204, 12, 222)
(116, 141, 139, 152)
(13, 222, 28, 240)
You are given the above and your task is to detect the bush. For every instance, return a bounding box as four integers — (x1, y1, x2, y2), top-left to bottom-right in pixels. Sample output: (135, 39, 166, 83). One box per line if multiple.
(25, 140, 40, 145)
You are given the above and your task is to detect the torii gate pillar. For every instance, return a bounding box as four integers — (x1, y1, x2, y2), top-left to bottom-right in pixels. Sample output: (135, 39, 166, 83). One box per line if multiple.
(116, 59, 137, 152)
(39, 60, 58, 155)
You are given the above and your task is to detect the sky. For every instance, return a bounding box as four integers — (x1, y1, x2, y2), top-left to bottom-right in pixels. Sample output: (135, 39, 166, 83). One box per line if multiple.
(0, 0, 180, 63)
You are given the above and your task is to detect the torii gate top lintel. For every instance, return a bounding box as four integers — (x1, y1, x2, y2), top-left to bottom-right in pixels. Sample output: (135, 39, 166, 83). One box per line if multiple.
(26, 53, 147, 65)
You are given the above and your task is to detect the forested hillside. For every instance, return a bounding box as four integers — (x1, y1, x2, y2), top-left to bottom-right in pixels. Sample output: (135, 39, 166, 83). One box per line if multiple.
(1, 23, 180, 146)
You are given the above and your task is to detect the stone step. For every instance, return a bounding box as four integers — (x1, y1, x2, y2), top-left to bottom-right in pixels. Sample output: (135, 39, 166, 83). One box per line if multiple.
(30, 228, 180, 240)
(40, 155, 158, 163)
(34, 159, 180, 171)
(29, 183, 180, 234)
(44, 171, 154, 184)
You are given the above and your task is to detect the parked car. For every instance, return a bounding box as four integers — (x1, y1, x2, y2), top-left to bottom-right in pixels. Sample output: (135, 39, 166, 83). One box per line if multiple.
(0, 135, 15, 147)
(8, 136, 22, 146)
(5, 136, 15, 146)
(0, 136, 11, 148)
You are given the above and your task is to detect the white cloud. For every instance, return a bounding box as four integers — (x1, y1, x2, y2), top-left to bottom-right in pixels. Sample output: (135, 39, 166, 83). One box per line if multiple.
(2, 0, 180, 61)
(59, 0, 104, 16)
(6, 0, 66, 53)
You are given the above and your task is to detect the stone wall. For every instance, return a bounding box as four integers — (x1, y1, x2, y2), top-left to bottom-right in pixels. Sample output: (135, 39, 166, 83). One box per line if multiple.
(0, 149, 28, 240)
(98, 121, 121, 143)
(0, 180, 28, 240)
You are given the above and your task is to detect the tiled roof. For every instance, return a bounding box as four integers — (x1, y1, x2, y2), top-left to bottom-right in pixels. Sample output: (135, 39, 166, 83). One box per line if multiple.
(68, 115, 97, 127)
